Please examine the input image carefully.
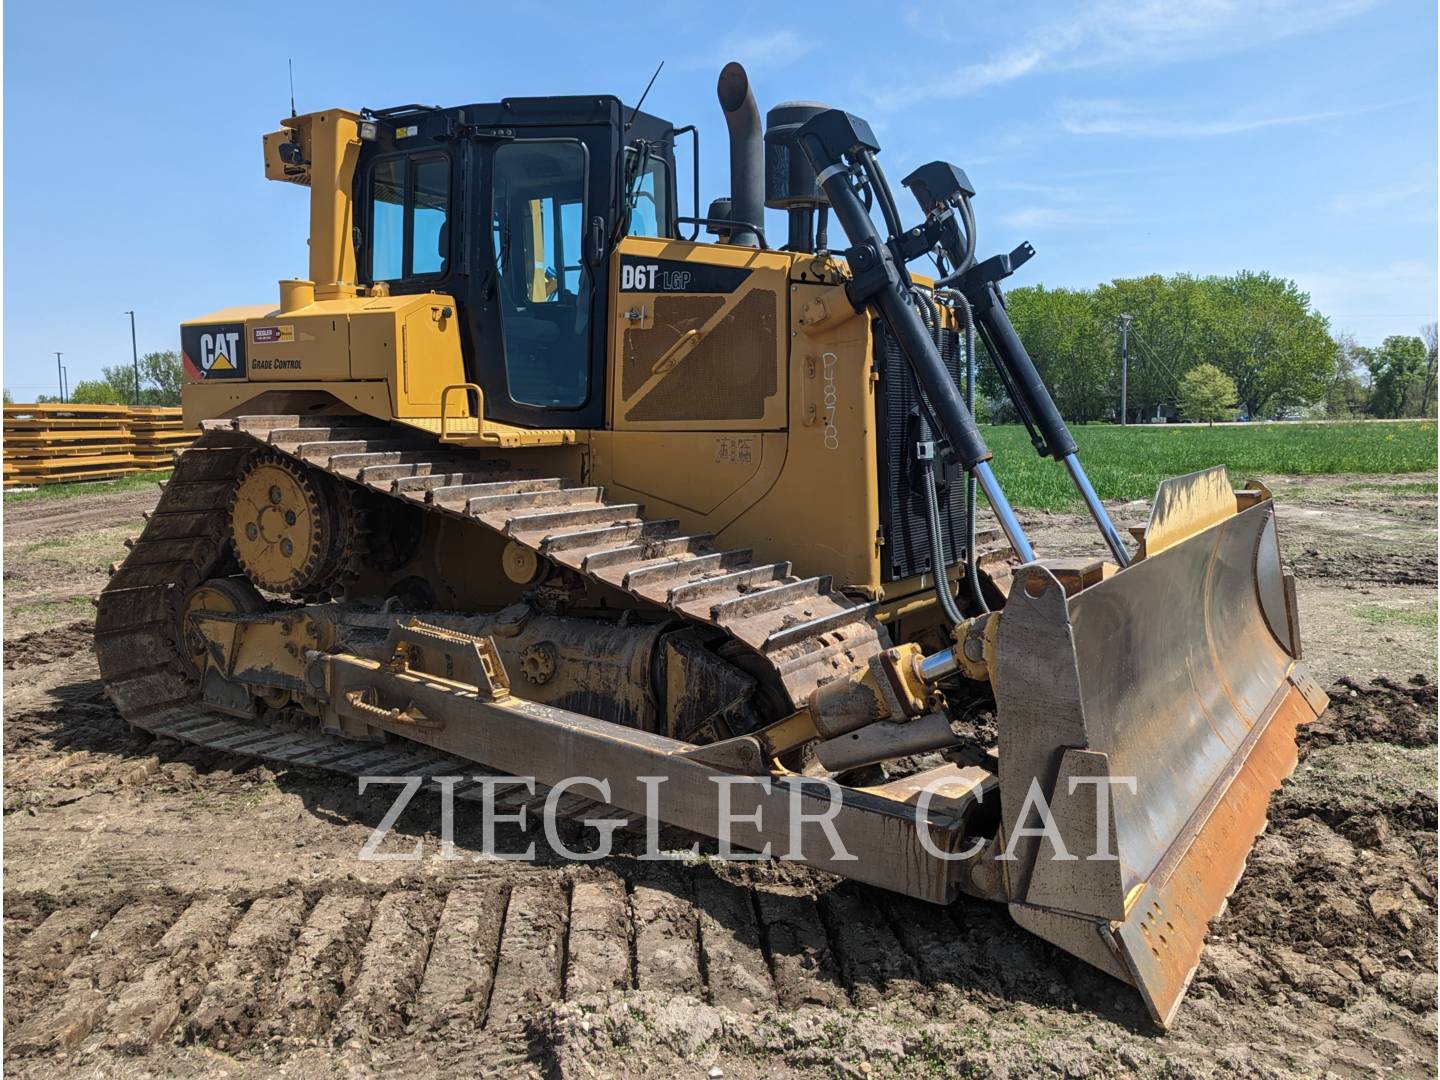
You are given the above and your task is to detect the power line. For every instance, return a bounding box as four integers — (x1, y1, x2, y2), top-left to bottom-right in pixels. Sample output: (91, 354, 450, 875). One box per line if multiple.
(1126, 324, 1184, 391)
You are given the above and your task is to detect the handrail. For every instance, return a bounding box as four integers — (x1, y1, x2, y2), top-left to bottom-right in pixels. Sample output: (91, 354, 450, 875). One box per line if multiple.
(438, 382, 483, 441)
(675, 216, 768, 250)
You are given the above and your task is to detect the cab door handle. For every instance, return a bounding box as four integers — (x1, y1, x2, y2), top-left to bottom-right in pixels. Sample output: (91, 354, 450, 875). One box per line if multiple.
(586, 216, 606, 266)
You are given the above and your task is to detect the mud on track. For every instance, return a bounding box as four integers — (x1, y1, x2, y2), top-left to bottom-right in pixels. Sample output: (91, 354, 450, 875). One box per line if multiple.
(3, 475, 1437, 1078)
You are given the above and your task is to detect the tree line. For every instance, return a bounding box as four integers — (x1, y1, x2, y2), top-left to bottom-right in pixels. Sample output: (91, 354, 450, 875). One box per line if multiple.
(9, 351, 185, 407)
(986, 271, 1438, 423)
(6, 288, 1436, 422)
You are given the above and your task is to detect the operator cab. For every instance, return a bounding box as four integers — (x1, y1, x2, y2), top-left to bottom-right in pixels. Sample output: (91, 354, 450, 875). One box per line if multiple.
(353, 99, 677, 430)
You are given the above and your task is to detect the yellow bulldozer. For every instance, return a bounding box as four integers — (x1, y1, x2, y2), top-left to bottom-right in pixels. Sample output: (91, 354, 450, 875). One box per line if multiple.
(96, 63, 1327, 1026)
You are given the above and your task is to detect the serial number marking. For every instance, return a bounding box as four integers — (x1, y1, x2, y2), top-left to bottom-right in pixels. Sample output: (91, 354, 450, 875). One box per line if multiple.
(822, 352, 839, 450)
(714, 437, 755, 464)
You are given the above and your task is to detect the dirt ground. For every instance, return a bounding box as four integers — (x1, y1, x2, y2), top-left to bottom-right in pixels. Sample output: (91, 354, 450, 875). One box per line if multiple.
(3, 473, 1436, 1078)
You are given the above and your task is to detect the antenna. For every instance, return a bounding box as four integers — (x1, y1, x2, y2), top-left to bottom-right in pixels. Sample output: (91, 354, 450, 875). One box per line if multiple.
(624, 60, 664, 134)
(288, 58, 297, 118)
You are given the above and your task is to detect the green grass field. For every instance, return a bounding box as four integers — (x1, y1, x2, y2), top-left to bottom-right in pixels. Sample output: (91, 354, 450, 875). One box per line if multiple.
(984, 420, 1437, 510)
(3, 471, 171, 505)
(2, 421, 1434, 513)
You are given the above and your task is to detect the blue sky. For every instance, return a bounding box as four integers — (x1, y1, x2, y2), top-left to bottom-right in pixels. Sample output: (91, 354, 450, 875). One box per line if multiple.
(4, 0, 1435, 398)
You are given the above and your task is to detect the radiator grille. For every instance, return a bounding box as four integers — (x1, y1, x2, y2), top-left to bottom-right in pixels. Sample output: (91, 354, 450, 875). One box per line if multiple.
(875, 319, 971, 582)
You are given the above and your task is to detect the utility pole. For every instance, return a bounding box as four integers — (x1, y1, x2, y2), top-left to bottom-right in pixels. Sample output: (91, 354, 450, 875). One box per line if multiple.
(55, 352, 65, 403)
(125, 311, 140, 405)
(1118, 314, 1133, 425)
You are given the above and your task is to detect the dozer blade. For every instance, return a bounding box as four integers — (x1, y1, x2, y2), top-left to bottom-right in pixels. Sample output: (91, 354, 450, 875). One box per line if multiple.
(990, 467, 1328, 1027)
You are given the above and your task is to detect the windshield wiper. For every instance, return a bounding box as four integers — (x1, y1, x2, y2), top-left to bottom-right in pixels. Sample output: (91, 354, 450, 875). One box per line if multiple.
(614, 141, 653, 243)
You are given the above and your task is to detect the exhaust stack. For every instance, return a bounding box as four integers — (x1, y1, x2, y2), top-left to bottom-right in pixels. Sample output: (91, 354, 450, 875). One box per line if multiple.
(716, 62, 763, 247)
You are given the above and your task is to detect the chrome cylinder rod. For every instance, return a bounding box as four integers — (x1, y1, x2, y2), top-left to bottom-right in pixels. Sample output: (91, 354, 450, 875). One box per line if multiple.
(1062, 453, 1131, 567)
(917, 646, 960, 683)
(972, 460, 1036, 564)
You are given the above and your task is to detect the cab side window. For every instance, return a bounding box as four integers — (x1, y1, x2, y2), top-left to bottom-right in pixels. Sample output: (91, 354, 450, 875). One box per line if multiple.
(412, 158, 449, 275)
(366, 153, 450, 281)
(623, 149, 671, 238)
(371, 159, 405, 280)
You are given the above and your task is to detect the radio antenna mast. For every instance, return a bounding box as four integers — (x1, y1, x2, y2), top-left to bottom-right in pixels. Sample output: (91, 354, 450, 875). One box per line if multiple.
(624, 60, 664, 134)
(288, 59, 297, 118)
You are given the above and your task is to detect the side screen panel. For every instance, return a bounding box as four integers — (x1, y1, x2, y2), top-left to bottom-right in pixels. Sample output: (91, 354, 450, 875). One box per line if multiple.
(609, 238, 790, 431)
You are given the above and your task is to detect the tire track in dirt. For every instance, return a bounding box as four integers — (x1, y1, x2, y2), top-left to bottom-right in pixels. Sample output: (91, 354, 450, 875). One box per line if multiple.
(4, 680, 1435, 1078)
(3, 487, 159, 543)
(752, 885, 846, 1009)
(91, 894, 242, 1052)
(820, 882, 924, 1008)
(4, 901, 121, 1031)
(9, 898, 181, 1055)
(273, 893, 376, 1040)
(332, 889, 441, 1044)
(485, 880, 568, 1031)
(411, 879, 508, 1033)
(564, 873, 631, 998)
(693, 869, 775, 1013)
(184, 893, 307, 1049)
(2, 867, 911, 1065)
(632, 873, 703, 995)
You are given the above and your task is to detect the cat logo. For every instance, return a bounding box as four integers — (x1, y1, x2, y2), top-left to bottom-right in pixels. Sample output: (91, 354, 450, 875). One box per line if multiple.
(200, 332, 240, 372)
(181, 322, 246, 380)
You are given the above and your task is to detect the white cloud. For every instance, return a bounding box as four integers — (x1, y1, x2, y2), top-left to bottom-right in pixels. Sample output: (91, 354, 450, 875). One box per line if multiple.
(991, 181, 1080, 195)
(1323, 177, 1436, 214)
(1289, 260, 1439, 340)
(709, 30, 814, 70)
(883, 0, 1378, 104)
(988, 165, 1176, 191)
(1058, 98, 1381, 137)
(1001, 206, 1115, 229)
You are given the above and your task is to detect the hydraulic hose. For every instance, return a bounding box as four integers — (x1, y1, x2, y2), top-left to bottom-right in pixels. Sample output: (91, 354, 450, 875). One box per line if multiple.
(796, 110, 1036, 563)
(910, 287, 965, 627)
(923, 449, 965, 627)
(957, 197, 977, 274)
(860, 149, 905, 240)
(942, 289, 989, 613)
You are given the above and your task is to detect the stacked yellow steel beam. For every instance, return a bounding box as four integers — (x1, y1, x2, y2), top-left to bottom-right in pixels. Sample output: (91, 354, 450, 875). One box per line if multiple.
(3, 404, 199, 487)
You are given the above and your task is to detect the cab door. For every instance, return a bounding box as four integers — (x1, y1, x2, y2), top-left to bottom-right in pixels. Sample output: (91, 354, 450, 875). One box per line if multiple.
(466, 131, 612, 430)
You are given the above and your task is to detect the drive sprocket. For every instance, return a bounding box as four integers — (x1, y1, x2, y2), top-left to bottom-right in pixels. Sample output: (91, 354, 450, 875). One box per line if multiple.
(229, 451, 361, 598)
